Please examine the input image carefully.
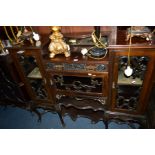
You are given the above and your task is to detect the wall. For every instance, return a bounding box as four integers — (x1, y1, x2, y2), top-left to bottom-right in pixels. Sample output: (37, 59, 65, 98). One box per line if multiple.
(33, 26, 114, 36)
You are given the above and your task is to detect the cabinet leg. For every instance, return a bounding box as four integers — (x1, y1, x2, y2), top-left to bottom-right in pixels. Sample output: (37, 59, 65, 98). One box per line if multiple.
(55, 104, 65, 127)
(103, 120, 108, 129)
(57, 112, 65, 127)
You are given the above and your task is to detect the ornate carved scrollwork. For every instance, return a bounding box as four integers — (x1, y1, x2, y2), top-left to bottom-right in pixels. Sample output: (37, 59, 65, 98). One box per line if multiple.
(0, 67, 25, 102)
(46, 62, 107, 72)
(94, 97, 106, 105)
(116, 56, 149, 111)
(119, 56, 149, 80)
(53, 75, 102, 93)
(29, 79, 47, 99)
(96, 64, 106, 72)
(56, 94, 65, 100)
(74, 96, 106, 106)
(116, 95, 139, 110)
(64, 63, 86, 71)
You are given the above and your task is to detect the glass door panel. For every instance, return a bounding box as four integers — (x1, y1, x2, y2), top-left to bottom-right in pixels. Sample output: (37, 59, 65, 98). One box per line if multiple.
(17, 52, 48, 100)
(115, 56, 149, 111)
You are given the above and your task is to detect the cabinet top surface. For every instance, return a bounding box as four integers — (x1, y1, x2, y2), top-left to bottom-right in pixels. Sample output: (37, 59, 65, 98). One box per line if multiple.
(43, 52, 109, 64)
(4, 36, 49, 50)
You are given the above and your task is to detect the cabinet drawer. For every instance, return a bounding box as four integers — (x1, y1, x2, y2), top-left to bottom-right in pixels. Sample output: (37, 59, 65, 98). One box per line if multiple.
(46, 62, 108, 73)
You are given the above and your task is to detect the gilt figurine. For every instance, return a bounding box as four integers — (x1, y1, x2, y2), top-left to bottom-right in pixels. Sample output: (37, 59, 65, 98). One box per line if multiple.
(49, 26, 70, 58)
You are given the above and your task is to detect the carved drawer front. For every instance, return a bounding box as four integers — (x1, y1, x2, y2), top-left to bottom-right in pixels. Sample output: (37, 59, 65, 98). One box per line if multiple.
(46, 62, 108, 72)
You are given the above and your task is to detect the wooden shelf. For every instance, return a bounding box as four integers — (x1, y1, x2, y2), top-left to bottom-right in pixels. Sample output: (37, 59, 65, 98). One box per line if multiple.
(27, 67, 42, 79)
(118, 71, 143, 86)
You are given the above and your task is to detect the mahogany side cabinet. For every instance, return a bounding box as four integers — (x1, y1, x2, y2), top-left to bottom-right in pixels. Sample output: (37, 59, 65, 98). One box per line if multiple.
(1, 26, 155, 128)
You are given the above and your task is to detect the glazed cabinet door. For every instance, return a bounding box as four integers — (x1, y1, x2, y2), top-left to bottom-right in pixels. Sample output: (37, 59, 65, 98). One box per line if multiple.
(10, 49, 53, 104)
(111, 50, 155, 115)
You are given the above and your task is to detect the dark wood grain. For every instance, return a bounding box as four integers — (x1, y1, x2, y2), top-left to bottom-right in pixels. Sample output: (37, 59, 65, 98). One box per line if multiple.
(1, 26, 155, 128)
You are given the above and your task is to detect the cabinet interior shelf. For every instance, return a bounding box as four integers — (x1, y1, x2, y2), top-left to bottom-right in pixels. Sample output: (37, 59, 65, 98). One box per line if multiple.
(117, 71, 143, 86)
(27, 67, 42, 79)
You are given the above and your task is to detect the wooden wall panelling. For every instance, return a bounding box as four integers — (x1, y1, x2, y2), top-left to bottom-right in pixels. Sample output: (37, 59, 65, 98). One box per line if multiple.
(33, 26, 116, 36)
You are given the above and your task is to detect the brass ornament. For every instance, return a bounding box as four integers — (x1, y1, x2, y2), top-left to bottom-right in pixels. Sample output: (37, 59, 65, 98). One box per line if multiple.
(0, 40, 9, 56)
(3, 26, 35, 46)
(3, 26, 23, 45)
(49, 26, 70, 58)
(21, 28, 34, 45)
(126, 26, 152, 42)
(87, 29, 108, 60)
(20, 27, 41, 46)
(124, 26, 133, 77)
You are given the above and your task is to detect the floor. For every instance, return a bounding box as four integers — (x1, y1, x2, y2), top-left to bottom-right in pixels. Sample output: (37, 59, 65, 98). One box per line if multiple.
(0, 86, 154, 129)
(0, 104, 141, 129)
